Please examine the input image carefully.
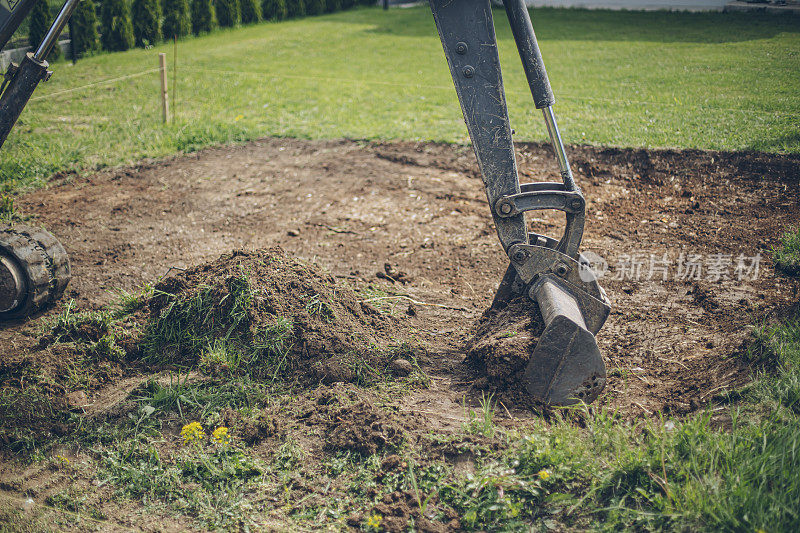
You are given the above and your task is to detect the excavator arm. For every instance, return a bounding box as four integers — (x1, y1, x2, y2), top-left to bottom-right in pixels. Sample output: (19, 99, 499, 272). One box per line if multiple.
(430, 0, 610, 405)
(0, 0, 79, 148)
(1, 0, 38, 51)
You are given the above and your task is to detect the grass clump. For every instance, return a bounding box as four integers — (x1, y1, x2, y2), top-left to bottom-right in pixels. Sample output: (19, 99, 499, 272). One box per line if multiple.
(98, 420, 263, 528)
(141, 271, 298, 381)
(107, 284, 153, 318)
(141, 271, 255, 365)
(0, 194, 25, 223)
(773, 226, 800, 277)
(134, 373, 269, 423)
(43, 302, 126, 362)
(0, 386, 66, 455)
(463, 393, 496, 438)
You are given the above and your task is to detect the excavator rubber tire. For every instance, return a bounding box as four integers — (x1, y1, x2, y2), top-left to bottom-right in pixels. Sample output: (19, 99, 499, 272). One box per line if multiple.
(0, 224, 70, 320)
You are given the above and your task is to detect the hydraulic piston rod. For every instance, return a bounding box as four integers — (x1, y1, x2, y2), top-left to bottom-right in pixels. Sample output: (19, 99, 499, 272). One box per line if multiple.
(35, 0, 81, 61)
(503, 0, 576, 192)
(542, 106, 576, 192)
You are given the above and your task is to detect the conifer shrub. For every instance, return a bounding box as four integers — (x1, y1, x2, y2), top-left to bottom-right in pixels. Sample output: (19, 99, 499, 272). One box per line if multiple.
(216, 0, 240, 27)
(306, 0, 324, 15)
(71, 0, 101, 58)
(192, 0, 217, 34)
(100, 0, 135, 52)
(132, 0, 162, 47)
(162, 0, 192, 39)
(262, 0, 287, 20)
(240, 0, 261, 23)
(286, 0, 305, 18)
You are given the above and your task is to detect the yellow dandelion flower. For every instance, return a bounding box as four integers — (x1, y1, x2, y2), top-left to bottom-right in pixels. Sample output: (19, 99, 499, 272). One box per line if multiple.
(54, 454, 70, 467)
(756, 529, 767, 533)
(234, 114, 244, 122)
(180, 421, 206, 444)
(212, 426, 230, 444)
(537, 469, 551, 481)
(366, 513, 382, 529)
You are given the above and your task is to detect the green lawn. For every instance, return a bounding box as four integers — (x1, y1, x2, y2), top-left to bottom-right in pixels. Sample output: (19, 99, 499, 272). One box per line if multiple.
(1, 6, 799, 191)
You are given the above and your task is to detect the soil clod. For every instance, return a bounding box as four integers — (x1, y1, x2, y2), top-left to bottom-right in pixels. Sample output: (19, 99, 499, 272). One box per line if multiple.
(325, 399, 403, 456)
(465, 297, 544, 390)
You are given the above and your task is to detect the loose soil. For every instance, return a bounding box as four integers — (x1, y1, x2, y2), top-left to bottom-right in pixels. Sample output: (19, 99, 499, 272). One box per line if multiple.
(7, 137, 798, 416)
(1, 138, 799, 528)
(142, 247, 417, 385)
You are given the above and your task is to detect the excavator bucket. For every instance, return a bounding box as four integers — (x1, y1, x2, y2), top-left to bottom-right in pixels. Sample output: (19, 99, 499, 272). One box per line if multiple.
(525, 278, 606, 405)
(430, 0, 611, 405)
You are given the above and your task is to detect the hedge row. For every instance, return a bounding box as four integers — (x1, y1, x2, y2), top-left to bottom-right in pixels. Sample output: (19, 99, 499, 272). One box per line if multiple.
(49, 0, 376, 58)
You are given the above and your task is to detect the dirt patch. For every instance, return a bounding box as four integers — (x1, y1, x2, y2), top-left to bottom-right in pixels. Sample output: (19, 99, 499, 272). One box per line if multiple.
(3, 137, 799, 421)
(351, 490, 461, 533)
(465, 298, 544, 389)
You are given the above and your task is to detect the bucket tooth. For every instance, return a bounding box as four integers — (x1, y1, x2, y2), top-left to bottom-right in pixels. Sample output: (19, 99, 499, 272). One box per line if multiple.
(524, 277, 606, 405)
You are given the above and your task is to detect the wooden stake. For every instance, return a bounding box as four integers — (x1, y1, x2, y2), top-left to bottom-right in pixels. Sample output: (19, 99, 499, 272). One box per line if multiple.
(159, 52, 169, 124)
(173, 36, 178, 119)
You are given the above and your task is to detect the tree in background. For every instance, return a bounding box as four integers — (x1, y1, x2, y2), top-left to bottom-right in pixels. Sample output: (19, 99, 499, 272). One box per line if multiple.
(306, 0, 324, 15)
(262, 0, 287, 20)
(71, 0, 100, 58)
(285, 0, 305, 18)
(29, 0, 62, 60)
(192, 0, 216, 34)
(215, 0, 240, 27)
(162, 0, 192, 39)
(132, 0, 162, 47)
(100, 0, 135, 52)
(340, 0, 355, 8)
(240, 0, 261, 24)
(325, 0, 341, 12)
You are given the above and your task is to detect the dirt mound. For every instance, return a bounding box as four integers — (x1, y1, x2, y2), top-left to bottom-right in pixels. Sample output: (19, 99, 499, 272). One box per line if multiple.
(141, 247, 418, 386)
(465, 298, 543, 393)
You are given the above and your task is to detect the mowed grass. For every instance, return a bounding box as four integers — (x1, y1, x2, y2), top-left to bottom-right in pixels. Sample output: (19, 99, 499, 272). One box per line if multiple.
(1, 6, 799, 191)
